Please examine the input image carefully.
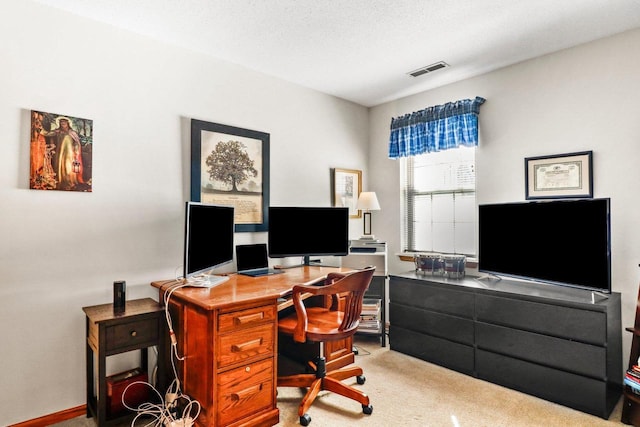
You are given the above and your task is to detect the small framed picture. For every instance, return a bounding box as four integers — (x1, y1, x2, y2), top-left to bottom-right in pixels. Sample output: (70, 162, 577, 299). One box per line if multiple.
(331, 168, 362, 218)
(525, 151, 593, 199)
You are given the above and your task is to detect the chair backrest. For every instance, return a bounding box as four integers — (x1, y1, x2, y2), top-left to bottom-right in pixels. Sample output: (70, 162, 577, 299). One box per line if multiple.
(289, 266, 375, 342)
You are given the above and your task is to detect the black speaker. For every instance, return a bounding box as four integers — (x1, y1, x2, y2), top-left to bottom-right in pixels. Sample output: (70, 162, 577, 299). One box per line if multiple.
(113, 280, 126, 313)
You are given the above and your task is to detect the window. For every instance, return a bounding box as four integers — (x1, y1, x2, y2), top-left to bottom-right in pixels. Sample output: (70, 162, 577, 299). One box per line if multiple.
(400, 146, 476, 257)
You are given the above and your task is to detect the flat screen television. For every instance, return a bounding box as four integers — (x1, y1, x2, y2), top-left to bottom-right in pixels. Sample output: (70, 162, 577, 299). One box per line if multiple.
(478, 198, 611, 293)
(268, 206, 349, 265)
(183, 201, 235, 287)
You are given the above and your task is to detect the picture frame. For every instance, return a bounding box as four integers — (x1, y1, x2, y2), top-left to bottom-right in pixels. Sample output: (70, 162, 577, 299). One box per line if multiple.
(332, 168, 362, 218)
(29, 110, 93, 192)
(525, 150, 593, 200)
(191, 119, 269, 232)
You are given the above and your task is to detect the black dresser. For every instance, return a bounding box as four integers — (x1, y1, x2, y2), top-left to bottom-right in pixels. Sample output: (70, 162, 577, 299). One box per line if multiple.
(389, 272, 622, 419)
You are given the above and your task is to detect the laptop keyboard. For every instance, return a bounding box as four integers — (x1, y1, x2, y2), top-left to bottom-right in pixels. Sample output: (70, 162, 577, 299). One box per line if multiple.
(238, 268, 283, 277)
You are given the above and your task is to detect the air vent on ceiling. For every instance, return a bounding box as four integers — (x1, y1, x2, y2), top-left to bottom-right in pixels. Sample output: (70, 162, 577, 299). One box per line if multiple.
(408, 61, 449, 77)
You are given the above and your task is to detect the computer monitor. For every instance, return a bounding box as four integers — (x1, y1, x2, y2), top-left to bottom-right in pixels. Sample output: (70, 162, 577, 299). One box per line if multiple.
(183, 201, 234, 287)
(268, 206, 349, 265)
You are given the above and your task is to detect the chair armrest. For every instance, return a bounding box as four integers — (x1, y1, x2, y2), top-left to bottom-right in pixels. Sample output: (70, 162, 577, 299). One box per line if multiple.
(291, 290, 308, 342)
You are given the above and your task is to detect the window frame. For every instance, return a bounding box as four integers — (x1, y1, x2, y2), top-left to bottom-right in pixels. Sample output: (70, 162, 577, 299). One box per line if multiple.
(400, 147, 477, 257)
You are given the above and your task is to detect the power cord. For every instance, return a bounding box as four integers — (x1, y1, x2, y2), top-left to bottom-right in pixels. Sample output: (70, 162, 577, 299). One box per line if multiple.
(121, 379, 200, 426)
(118, 279, 203, 426)
(164, 282, 189, 362)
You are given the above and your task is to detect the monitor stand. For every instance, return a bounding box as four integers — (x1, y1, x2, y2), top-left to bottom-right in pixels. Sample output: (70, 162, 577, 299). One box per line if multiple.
(591, 291, 610, 304)
(186, 274, 230, 288)
(273, 256, 313, 269)
(273, 256, 337, 269)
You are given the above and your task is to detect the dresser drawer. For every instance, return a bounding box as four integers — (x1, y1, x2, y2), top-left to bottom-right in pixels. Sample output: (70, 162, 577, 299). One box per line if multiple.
(476, 349, 607, 417)
(476, 294, 606, 344)
(218, 323, 275, 368)
(476, 322, 606, 378)
(104, 317, 159, 353)
(390, 277, 474, 317)
(390, 302, 474, 345)
(217, 358, 274, 425)
(390, 325, 474, 375)
(218, 304, 276, 333)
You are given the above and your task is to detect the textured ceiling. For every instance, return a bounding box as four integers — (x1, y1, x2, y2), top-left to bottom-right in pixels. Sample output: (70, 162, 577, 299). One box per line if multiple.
(31, 0, 640, 107)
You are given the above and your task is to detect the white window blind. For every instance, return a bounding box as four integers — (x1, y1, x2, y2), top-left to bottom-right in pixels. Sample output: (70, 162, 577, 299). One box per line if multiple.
(401, 146, 476, 256)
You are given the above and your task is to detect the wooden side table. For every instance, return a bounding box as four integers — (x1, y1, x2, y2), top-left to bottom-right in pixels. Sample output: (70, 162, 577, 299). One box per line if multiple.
(83, 298, 166, 426)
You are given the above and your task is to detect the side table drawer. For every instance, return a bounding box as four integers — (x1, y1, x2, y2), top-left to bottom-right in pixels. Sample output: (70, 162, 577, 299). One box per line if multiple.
(104, 317, 159, 352)
(217, 358, 274, 425)
(218, 323, 275, 368)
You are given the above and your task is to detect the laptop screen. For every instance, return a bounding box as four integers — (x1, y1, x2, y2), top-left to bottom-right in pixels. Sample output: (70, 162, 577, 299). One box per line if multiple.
(236, 243, 269, 271)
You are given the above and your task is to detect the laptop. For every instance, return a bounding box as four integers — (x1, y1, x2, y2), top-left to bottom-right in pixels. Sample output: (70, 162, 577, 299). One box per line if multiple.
(236, 243, 284, 277)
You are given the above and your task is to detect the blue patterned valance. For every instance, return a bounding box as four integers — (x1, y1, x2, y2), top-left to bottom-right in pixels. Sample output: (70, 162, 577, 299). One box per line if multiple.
(388, 96, 486, 159)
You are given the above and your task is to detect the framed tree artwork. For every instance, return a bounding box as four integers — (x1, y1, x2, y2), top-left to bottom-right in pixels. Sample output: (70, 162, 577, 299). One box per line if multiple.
(191, 119, 269, 232)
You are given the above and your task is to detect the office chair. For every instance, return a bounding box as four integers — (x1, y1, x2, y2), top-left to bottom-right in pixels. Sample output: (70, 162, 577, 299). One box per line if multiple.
(277, 266, 375, 426)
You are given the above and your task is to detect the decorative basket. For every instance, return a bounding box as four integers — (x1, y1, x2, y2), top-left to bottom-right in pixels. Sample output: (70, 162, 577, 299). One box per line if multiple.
(414, 253, 444, 276)
(442, 254, 466, 279)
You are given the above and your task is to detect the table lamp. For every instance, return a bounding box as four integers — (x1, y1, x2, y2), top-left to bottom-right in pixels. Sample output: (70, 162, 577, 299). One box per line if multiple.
(356, 191, 381, 240)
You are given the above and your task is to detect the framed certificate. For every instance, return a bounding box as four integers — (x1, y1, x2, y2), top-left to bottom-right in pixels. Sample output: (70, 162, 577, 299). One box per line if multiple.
(525, 151, 593, 199)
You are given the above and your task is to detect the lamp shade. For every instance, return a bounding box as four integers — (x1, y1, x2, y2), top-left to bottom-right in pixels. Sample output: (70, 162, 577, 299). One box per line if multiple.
(356, 192, 381, 211)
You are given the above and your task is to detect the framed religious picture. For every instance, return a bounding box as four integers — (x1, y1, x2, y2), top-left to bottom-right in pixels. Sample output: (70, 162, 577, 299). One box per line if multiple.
(332, 168, 362, 218)
(525, 151, 593, 199)
(29, 110, 93, 192)
(190, 119, 269, 232)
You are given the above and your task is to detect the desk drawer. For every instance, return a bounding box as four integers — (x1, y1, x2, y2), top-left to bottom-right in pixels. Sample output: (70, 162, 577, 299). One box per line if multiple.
(105, 317, 158, 352)
(219, 304, 276, 333)
(217, 358, 274, 425)
(218, 323, 275, 368)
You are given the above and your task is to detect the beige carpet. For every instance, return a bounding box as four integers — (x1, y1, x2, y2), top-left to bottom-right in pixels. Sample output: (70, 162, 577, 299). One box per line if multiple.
(56, 336, 625, 427)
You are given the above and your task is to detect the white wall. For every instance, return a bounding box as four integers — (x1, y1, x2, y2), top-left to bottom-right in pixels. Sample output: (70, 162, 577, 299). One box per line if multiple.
(0, 2, 369, 424)
(370, 28, 640, 372)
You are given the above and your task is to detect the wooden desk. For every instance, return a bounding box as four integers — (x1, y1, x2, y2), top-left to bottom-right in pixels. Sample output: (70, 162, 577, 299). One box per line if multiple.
(151, 266, 352, 427)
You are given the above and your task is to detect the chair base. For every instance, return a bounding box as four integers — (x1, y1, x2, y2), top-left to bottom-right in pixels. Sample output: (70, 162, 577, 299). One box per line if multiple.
(277, 356, 372, 422)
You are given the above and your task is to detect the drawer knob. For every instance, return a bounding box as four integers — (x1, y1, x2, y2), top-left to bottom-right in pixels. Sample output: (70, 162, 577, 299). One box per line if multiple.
(130, 330, 137, 337)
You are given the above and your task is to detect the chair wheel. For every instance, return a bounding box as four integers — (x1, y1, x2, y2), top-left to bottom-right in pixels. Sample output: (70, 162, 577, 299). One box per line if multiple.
(357, 375, 366, 385)
(363, 404, 373, 415)
(300, 413, 311, 425)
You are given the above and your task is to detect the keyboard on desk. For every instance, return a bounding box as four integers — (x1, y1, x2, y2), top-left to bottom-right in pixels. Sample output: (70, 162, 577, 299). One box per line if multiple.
(185, 274, 230, 288)
(238, 267, 284, 277)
